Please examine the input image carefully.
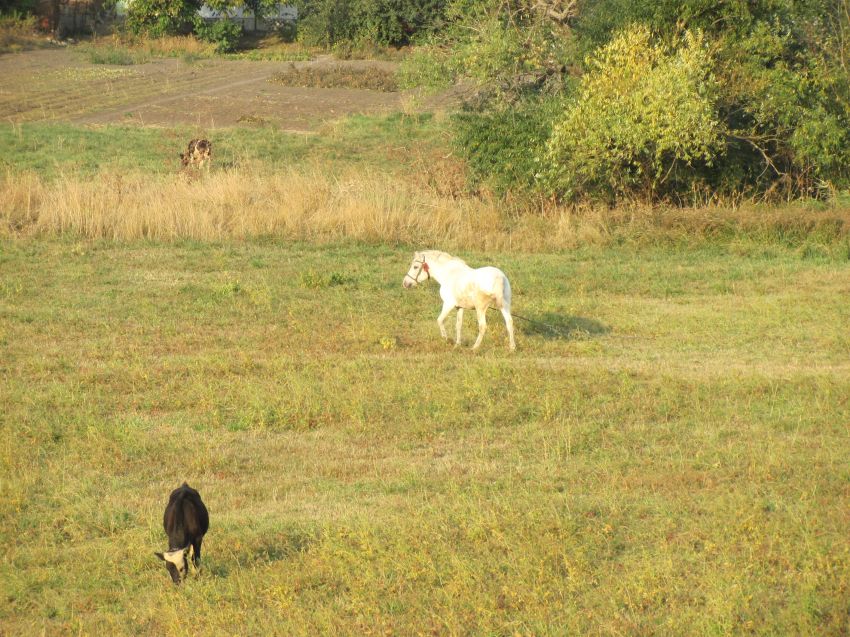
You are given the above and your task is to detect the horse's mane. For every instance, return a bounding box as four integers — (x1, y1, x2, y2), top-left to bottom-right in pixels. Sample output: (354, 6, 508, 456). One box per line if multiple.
(422, 250, 467, 266)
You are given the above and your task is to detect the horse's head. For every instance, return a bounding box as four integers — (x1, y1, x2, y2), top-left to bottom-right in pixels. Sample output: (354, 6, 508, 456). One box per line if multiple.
(403, 252, 430, 288)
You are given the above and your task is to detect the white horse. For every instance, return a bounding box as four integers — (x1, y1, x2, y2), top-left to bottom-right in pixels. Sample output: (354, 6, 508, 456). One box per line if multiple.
(403, 250, 516, 351)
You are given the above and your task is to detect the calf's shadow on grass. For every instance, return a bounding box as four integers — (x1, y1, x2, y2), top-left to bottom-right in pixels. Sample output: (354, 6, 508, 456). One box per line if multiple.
(516, 312, 609, 340)
(203, 527, 318, 579)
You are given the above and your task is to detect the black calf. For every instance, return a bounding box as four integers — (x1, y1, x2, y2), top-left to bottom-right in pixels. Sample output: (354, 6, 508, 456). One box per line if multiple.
(155, 482, 209, 584)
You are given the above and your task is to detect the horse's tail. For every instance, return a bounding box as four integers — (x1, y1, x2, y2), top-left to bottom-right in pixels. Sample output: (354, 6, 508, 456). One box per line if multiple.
(495, 271, 511, 310)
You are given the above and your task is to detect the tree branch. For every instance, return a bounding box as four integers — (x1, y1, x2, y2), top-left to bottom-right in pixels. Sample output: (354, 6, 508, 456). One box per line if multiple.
(531, 0, 577, 25)
(729, 133, 784, 178)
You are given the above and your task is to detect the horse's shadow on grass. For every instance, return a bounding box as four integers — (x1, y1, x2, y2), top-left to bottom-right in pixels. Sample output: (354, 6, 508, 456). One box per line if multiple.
(515, 312, 609, 340)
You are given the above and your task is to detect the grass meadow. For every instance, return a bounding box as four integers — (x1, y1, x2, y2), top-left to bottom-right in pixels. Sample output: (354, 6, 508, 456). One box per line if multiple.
(2, 116, 850, 635)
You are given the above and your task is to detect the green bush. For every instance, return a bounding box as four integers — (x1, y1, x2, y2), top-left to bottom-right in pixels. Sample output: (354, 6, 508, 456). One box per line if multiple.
(401, 1, 574, 103)
(0, 12, 41, 54)
(294, 0, 448, 49)
(541, 26, 723, 201)
(426, 0, 850, 202)
(453, 98, 561, 196)
(396, 45, 454, 91)
(194, 17, 242, 53)
(126, 0, 201, 37)
(565, 0, 850, 198)
(275, 19, 297, 42)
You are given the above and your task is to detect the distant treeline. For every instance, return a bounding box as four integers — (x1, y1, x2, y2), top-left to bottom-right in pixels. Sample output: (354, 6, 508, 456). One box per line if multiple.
(6, 0, 849, 203)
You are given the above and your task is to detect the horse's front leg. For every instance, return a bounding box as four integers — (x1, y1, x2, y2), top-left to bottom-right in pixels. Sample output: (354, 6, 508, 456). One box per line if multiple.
(436, 301, 454, 342)
(455, 308, 464, 346)
(472, 306, 487, 350)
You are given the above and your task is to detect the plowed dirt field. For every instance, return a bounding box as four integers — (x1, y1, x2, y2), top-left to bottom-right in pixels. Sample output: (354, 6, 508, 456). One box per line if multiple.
(0, 48, 405, 130)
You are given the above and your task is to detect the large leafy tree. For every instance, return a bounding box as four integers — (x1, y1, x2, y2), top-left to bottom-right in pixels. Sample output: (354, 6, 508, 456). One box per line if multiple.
(126, 0, 202, 36)
(400, 0, 577, 102)
(571, 0, 850, 197)
(204, 0, 281, 31)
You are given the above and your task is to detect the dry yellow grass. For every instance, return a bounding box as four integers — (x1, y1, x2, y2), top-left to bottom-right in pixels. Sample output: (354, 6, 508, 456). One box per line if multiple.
(3, 169, 849, 253)
(0, 169, 600, 249)
(92, 33, 217, 57)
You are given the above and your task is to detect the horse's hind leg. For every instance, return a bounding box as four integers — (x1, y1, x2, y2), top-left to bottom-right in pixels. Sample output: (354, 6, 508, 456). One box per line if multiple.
(437, 301, 454, 341)
(455, 308, 464, 346)
(472, 306, 487, 350)
(501, 307, 516, 351)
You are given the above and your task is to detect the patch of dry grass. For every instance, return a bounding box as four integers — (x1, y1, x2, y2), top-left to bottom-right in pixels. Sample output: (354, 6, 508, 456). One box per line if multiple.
(2, 169, 850, 255)
(0, 168, 575, 248)
(80, 32, 312, 63)
(270, 62, 398, 91)
(0, 14, 51, 54)
(92, 33, 217, 58)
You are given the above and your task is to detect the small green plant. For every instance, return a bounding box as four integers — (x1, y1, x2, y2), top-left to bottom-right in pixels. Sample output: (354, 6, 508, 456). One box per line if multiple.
(0, 12, 46, 54)
(396, 46, 454, 91)
(299, 270, 357, 289)
(379, 335, 398, 350)
(180, 51, 202, 64)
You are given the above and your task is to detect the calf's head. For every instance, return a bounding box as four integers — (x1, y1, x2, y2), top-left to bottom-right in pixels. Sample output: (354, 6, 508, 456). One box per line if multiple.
(155, 546, 191, 584)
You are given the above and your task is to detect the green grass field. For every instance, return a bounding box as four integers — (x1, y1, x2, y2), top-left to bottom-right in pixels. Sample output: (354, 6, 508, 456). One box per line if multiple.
(2, 237, 849, 635)
(0, 114, 445, 178)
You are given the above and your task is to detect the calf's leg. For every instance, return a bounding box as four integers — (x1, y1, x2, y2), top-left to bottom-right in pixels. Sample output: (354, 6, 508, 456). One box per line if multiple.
(192, 538, 203, 568)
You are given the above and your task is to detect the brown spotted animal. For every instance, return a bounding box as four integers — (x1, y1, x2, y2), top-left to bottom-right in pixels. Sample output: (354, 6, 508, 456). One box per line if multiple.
(180, 139, 212, 169)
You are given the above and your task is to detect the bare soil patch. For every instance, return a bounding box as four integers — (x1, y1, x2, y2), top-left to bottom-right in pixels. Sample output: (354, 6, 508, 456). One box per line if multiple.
(0, 49, 409, 130)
